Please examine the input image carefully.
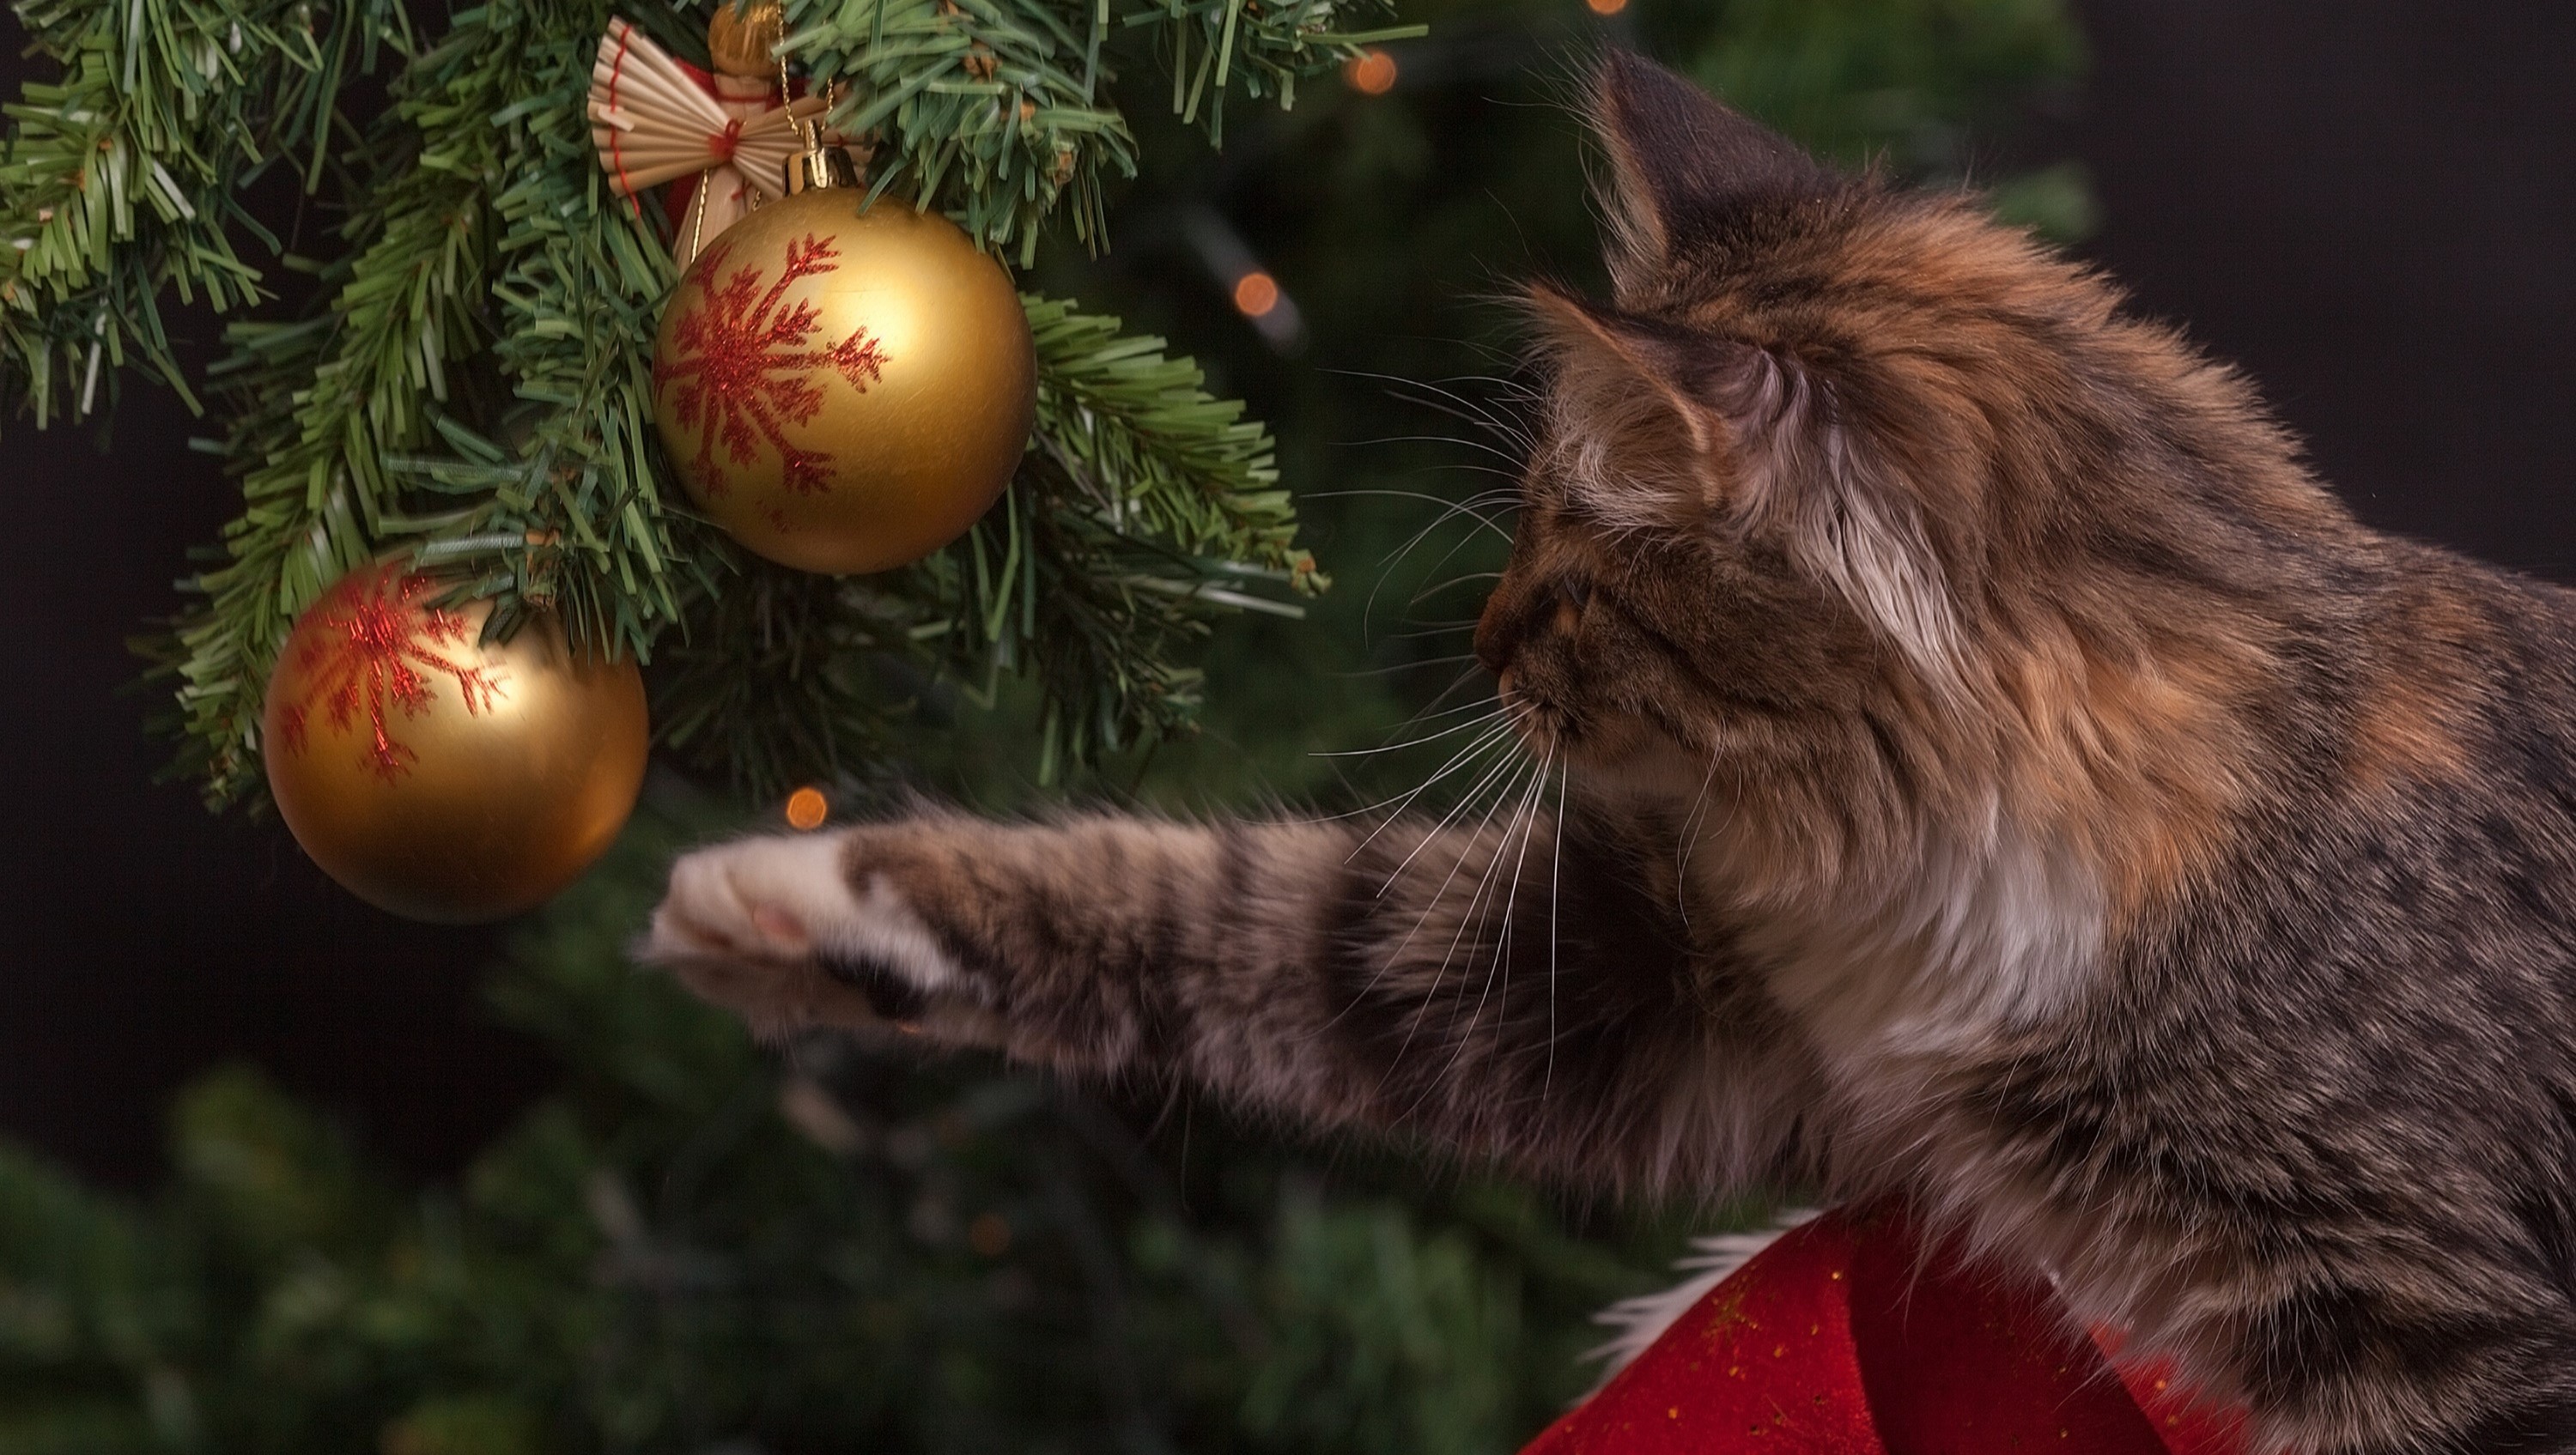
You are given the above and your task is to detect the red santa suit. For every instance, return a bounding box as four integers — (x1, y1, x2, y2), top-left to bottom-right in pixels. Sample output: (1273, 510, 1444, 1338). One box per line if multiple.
(1522, 1202, 2249, 1455)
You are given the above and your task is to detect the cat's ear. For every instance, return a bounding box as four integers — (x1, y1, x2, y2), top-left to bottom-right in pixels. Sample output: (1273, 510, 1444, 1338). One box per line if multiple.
(1526, 284, 1963, 684)
(1590, 51, 1838, 295)
(1522, 284, 1726, 462)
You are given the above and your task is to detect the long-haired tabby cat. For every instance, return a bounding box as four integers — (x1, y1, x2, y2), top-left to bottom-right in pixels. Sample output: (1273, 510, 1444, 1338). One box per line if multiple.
(645, 52, 2576, 1453)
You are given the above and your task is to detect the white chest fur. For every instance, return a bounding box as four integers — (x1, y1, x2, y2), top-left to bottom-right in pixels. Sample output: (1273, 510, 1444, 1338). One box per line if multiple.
(1690, 809, 2108, 1071)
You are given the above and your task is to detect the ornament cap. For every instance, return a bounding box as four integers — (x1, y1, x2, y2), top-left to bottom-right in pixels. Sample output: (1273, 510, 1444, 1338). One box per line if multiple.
(783, 138, 861, 195)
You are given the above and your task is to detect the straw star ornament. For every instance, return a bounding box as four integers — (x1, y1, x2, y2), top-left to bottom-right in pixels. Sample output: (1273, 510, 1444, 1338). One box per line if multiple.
(587, 5, 857, 264)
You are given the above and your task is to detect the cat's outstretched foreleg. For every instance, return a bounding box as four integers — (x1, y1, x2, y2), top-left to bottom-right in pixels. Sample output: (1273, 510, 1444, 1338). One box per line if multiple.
(644, 811, 1816, 1190)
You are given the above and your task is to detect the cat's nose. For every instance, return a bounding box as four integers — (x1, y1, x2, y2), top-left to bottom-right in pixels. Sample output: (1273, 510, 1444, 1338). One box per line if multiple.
(1474, 574, 1538, 676)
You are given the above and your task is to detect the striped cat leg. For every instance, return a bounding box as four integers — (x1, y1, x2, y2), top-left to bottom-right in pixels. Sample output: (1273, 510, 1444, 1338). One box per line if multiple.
(647, 812, 1816, 1187)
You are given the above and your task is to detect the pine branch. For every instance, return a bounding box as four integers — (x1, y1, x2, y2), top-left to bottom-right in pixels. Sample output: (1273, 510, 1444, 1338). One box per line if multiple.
(787, 0, 1133, 263)
(0, 0, 410, 426)
(1020, 296, 1315, 581)
(651, 567, 918, 797)
(924, 298, 1322, 776)
(391, 9, 698, 661)
(1129, 0, 1427, 146)
(169, 3, 581, 806)
(787, 0, 1420, 262)
(658, 299, 1315, 797)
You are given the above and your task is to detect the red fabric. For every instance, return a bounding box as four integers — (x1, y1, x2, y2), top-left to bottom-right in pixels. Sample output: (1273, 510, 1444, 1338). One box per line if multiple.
(1521, 1202, 2248, 1455)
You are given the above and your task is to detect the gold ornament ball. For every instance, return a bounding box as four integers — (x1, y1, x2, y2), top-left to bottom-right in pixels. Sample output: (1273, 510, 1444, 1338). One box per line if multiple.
(651, 188, 1036, 575)
(260, 561, 652, 924)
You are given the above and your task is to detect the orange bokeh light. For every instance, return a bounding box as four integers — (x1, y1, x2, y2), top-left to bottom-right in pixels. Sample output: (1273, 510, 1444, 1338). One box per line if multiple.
(1232, 271, 1282, 318)
(1344, 49, 1398, 95)
(1586, 0, 1628, 13)
(784, 785, 829, 831)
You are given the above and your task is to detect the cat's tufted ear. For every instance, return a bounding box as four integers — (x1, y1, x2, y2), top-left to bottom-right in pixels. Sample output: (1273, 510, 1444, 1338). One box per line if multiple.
(1522, 284, 1728, 464)
(1590, 52, 1838, 296)
(1526, 283, 1963, 686)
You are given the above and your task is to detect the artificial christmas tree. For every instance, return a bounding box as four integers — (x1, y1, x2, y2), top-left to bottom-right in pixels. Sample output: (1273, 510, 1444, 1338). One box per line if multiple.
(0, 0, 1408, 848)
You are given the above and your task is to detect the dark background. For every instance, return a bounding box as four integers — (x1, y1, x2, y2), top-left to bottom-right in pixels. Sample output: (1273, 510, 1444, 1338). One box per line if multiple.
(5, 0, 2573, 1187)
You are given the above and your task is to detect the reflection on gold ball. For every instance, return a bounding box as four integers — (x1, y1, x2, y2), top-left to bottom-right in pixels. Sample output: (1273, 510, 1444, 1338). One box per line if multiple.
(651, 189, 1036, 575)
(260, 561, 651, 924)
(706, 1, 785, 78)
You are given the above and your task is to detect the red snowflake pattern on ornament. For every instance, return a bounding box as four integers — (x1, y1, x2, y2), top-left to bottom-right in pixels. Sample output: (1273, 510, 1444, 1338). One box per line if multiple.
(276, 572, 501, 780)
(654, 234, 889, 501)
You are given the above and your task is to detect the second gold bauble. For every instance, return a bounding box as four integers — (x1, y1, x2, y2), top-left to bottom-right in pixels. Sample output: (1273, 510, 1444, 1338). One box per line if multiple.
(651, 190, 1036, 575)
(261, 561, 651, 924)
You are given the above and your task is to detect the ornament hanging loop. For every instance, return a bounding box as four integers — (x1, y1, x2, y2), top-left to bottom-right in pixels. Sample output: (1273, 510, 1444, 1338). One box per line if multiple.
(784, 137, 860, 194)
(778, 36, 859, 195)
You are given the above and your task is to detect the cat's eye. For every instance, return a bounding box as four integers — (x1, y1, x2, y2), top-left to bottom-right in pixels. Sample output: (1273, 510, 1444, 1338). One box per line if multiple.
(1561, 579, 1591, 612)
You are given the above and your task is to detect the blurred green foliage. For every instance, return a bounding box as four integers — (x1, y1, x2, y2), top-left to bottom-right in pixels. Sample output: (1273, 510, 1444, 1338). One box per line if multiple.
(0, 822, 1694, 1453)
(0, 0, 2085, 1449)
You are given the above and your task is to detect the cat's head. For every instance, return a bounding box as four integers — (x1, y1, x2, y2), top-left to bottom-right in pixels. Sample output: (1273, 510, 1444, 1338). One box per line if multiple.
(1477, 53, 2326, 884)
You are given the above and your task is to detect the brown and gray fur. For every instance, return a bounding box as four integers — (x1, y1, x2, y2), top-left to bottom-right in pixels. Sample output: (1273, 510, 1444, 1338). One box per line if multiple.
(646, 54, 2576, 1453)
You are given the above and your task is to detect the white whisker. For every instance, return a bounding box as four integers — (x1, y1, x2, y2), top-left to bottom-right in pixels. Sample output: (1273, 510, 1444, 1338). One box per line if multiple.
(1310, 705, 1507, 758)
(1407, 576, 1504, 615)
(1307, 487, 1517, 542)
(1344, 432, 1532, 470)
(1373, 722, 1534, 881)
(1673, 750, 1725, 932)
(1545, 764, 1568, 1105)
(1320, 714, 1522, 834)
(1325, 367, 1541, 453)
(1361, 499, 1514, 643)
(1454, 743, 1556, 1076)
(1320, 653, 1485, 684)
(1378, 749, 1543, 1084)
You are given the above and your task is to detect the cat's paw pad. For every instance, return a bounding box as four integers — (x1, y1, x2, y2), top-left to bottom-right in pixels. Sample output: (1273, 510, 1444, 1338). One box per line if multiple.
(647, 834, 850, 963)
(642, 834, 893, 1038)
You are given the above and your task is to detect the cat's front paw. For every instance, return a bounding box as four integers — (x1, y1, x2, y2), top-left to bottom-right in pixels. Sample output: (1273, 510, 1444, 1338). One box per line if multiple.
(642, 832, 969, 1041)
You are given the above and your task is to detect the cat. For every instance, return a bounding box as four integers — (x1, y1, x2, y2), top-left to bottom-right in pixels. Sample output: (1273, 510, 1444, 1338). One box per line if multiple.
(644, 52, 2576, 1454)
